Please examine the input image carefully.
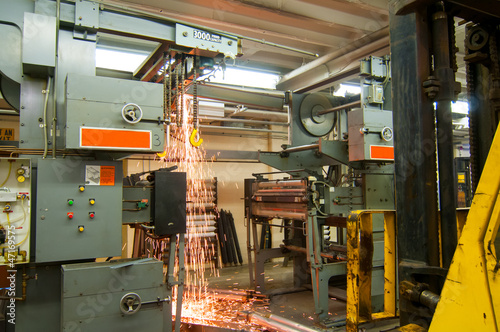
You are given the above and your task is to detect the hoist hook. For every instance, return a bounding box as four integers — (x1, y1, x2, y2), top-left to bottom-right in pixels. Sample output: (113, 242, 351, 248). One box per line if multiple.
(189, 128, 203, 147)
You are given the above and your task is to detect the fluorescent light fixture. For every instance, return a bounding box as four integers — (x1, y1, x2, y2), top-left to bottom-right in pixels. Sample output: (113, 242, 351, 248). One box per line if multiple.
(95, 48, 148, 72)
(207, 67, 280, 89)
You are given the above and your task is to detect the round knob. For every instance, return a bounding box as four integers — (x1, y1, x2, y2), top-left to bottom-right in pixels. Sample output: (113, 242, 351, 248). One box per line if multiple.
(17, 175, 26, 183)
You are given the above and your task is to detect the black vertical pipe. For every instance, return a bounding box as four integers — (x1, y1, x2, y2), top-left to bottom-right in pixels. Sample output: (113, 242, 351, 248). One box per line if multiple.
(217, 210, 228, 265)
(432, 8, 458, 268)
(222, 210, 236, 265)
(228, 212, 243, 264)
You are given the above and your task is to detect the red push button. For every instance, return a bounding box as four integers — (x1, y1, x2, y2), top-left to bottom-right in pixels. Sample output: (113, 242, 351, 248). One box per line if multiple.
(89, 212, 95, 219)
(67, 212, 74, 219)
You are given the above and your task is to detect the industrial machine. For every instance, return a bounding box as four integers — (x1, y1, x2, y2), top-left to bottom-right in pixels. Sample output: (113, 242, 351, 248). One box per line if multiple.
(0, 0, 238, 330)
(244, 56, 395, 326)
(388, 0, 500, 331)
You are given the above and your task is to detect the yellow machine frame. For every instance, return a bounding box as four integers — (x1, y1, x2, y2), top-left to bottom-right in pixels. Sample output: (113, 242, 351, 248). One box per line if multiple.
(346, 210, 397, 331)
(429, 127, 500, 330)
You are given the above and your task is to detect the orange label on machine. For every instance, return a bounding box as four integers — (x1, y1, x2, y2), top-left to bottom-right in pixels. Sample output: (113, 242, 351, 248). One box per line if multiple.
(99, 166, 115, 186)
(370, 145, 394, 160)
(85, 165, 115, 186)
(80, 127, 152, 150)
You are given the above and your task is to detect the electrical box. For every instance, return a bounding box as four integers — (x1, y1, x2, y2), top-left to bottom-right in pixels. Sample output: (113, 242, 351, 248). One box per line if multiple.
(348, 109, 394, 162)
(153, 171, 186, 235)
(61, 258, 166, 332)
(35, 158, 123, 263)
(22, 12, 56, 75)
(0, 158, 31, 265)
(64, 74, 164, 152)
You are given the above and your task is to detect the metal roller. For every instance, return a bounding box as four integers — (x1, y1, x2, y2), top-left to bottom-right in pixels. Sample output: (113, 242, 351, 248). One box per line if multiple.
(256, 179, 306, 189)
(187, 202, 216, 210)
(187, 225, 216, 233)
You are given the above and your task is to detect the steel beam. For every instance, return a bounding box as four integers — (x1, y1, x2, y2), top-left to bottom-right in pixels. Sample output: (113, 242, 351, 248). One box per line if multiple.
(389, 4, 440, 325)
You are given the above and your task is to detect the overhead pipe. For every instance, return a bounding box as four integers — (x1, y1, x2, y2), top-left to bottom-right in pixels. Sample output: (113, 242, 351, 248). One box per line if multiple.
(277, 26, 390, 92)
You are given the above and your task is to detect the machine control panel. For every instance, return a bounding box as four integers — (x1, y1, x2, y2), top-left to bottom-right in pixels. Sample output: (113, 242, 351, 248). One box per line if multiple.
(36, 159, 122, 263)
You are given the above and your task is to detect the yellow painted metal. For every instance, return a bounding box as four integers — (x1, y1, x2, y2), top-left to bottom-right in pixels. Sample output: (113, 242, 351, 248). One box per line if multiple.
(484, 185, 500, 328)
(383, 211, 397, 316)
(456, 208, 469, 241)
(346, 210, 397, 332)
(429, 126, 500, 332)
(399, 323, 427, 332)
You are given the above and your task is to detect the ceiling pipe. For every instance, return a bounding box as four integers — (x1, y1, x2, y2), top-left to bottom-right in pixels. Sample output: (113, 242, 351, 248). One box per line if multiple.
(277, 26, 390, 92)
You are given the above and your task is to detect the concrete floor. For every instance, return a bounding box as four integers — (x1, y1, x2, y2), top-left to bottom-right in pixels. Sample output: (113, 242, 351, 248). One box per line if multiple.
(204, 260, 401, 332)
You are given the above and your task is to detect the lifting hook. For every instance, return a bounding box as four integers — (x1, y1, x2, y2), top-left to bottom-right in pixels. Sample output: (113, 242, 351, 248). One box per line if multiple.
(189, 128, 203, 147)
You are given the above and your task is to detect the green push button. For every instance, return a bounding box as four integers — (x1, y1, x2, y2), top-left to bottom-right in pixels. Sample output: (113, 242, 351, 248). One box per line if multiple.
(68, 199, 74, 206)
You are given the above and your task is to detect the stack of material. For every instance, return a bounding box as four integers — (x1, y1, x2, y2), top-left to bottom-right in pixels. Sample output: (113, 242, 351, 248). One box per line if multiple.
(217, 210, 243, 266)
(186, 178, 219, 266)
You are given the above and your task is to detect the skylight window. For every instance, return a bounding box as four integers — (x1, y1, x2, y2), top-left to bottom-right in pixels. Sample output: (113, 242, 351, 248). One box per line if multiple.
(207, 67, 280, 89)
(95, 48, 148, 72)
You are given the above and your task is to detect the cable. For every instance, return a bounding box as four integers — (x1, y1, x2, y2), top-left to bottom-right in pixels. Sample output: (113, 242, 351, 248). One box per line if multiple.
(0, 162, 12, 187)
(42, 76, 52, 159)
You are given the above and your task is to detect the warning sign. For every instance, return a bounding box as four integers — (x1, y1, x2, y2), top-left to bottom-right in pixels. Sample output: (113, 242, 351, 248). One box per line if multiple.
(99, 166, 115, 186)
(85, 165, 115, 186)
(0, 128, 14, 140)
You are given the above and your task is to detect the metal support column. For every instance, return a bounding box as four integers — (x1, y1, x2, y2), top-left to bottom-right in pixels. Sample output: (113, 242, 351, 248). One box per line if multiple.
(431, 7, 458, 268)
(389, 3, 440, 326)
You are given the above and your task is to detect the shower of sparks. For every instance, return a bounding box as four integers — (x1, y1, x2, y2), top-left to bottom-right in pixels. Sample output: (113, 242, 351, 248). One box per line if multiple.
(141, 91, 260, 331)
(155, 94, 223, 323)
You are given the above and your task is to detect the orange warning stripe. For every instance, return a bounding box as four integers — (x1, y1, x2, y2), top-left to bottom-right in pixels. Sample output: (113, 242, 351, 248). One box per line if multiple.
(370, 145, 394, 160)
(80, 127, 151, 150)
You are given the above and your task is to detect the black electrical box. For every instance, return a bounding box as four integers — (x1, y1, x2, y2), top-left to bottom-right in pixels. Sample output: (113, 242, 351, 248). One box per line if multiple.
(153, 171, 187, 235)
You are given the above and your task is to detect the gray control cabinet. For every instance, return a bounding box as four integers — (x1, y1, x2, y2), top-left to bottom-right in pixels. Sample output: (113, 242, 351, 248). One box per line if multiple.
(35, 158, 123, 262)
(61, 259, 166, 332)
(64, 74, 164, 152)
(348, 108, 394, 162)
